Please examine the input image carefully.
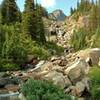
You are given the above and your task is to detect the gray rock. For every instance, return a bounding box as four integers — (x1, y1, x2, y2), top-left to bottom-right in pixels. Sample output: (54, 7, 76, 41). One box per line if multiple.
(64, 75, 72, 87)
(0, 77, 19, 88)
(81, 77, 90, 92)
(0, 72, 6, 78)
(44, 71, 67, 89)
(19, 93, 26, 100)
(77, 48, 100, 66)
(75, 82, 86, 96)
(64, 59, 89, 83)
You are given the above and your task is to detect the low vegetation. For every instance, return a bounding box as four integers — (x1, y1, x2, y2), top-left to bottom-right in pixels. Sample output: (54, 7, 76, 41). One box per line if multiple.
(70, 28, 87, 51)
(70, 27, 100, 51)
(70, 0, 100, 51)
(89, 66, 100, 100)
(21, 79, 72, 100)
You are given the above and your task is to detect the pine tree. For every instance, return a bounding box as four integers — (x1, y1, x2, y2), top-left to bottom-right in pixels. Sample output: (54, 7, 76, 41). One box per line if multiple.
(89, 3, 98, 31)
(77, 0, 91, 14)
(35, 4, 46, 43)
(39, 6, 48, 18)
(97, 0, 100, 27)
(91, 0, 94, 5)
(22, 0, 46, 43)
(24, 0, 35, 13)
(22, 0, 36, 39)
(1, 0, 21, 24)
(77, 1, 80, 9)
(70, 7, 74, 15)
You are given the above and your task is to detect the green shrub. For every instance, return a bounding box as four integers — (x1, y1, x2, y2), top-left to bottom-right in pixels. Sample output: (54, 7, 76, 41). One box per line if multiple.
(0, 23, 63, 71)
(28, 42, 63, 60)
(45, 42, 64, 55)
(0, 58, 20, 71)
(91, 28, 100, 48)
(70, 28, 87, 51)
(89, 67, 100, 100)
(21, 79, 72, 100)
(1, 24, 27, 63)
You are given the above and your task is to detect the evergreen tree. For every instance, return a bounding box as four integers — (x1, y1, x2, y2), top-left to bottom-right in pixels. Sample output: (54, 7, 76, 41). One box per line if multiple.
(22, 0, 46, 43)
(77, 0, 91, 14)
(39, 6, 48, 18)
(70, 7, 74, 15)
(24, 0, 35, 12)
(77, 1, 80, 9)
(89, 3, 98, 31)
(97, 0, 100, 27)
(35, 4, 46, 43)
(1, 0, 21, 24)
(22, 0, 36, 39)
(91, 0, 94, 5)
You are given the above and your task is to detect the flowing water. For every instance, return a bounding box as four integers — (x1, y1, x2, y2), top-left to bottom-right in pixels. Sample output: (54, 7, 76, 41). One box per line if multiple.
(0, 92, 19, 100)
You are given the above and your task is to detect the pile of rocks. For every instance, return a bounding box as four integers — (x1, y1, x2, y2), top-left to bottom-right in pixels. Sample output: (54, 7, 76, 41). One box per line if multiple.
(45, 15, 90, 49)
(27, 48, 100, 99)
(0, 48, 100, 100)
(31, 58, 90, 98)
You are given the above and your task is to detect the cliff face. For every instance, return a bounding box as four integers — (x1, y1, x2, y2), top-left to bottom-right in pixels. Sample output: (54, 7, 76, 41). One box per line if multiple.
(48, 9, 66, 21)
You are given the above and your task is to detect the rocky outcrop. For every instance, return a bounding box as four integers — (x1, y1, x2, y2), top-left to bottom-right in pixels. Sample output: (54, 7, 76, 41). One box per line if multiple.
(28, 48, 99, 98)
(64, 59, 89, 83)
(77, 48, 100, 66)
(0, 77, 19, 88)
(45, 14, 90, 48)
(48, 9, 66, 21)
(29, 56, 90, 98)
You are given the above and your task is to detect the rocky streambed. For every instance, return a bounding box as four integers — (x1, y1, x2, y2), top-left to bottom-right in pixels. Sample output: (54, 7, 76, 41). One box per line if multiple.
(0, 48, 100, 100)
(0, 92, 19, 100)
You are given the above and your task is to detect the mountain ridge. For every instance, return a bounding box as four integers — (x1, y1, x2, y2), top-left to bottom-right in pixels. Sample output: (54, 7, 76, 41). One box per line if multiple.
(48, 9, 66, 21)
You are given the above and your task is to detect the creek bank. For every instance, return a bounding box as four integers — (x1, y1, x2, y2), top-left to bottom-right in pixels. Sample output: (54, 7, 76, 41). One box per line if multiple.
(0, 48, 100, 100)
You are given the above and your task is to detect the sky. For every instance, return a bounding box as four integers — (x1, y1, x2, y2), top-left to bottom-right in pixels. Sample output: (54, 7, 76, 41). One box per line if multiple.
(0, 0, 79, 16)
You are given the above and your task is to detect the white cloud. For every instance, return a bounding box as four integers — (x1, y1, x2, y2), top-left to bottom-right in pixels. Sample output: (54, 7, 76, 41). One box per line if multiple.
(40, 0, 56, 8)
(0, 0, 3, 3)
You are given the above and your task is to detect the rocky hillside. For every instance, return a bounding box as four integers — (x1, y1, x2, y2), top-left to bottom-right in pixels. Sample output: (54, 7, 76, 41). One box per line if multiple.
(0, 13, 100, 100)
(44, 14, 90, 48)
(48, 9, 66, 21)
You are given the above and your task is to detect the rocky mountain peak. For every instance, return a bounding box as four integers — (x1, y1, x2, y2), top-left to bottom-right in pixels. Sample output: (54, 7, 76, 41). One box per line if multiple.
(48, 9, 66, 21)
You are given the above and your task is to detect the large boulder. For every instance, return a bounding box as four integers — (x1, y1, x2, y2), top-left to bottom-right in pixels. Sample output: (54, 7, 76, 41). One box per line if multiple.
(0, 72, 7, 78)
(64, 59, 89, 83)
(75, 82, 86, 96)
(77, 48, 100, 66)
(0, 77, 19, 88)
(44, 71, 71, 89)
(65, 78, 90, 97)
(5, 84, 19, 92)
(81, 77, 90, 92)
